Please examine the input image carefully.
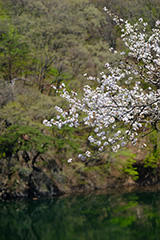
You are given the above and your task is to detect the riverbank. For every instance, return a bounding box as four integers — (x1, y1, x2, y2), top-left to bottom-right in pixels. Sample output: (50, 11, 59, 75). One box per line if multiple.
(1, 150, 160, 200)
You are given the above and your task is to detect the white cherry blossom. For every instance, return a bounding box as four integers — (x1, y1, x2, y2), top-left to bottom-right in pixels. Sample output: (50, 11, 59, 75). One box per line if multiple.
(44, 10, 160, 161)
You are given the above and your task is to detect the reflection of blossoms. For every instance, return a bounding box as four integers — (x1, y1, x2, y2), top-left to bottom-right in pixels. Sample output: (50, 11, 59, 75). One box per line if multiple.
(44, 10, 160, 160)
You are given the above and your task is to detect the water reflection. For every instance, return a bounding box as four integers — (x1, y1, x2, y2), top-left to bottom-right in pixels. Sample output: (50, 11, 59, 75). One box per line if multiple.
(0, 190, 160, 240)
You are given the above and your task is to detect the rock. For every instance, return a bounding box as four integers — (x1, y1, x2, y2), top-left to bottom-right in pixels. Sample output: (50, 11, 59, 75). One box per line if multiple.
(28, 169, 63, 198)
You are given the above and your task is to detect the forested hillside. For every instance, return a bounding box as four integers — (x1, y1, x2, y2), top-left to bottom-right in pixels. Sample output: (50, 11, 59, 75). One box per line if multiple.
(0, 0, 159, 199)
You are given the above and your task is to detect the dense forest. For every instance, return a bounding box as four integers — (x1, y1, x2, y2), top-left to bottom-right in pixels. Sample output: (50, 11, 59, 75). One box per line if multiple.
(0, 0, 160, 199)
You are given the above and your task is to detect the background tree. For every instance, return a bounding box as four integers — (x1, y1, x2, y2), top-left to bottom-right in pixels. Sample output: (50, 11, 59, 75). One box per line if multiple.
(0, 26, 29, 82)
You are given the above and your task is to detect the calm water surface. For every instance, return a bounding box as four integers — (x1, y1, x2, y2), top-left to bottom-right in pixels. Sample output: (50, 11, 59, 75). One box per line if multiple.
(0, 189, 160, 240)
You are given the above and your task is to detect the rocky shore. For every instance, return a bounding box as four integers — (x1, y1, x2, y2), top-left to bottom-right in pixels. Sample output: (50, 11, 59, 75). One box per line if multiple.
(1, 150, 160, 200)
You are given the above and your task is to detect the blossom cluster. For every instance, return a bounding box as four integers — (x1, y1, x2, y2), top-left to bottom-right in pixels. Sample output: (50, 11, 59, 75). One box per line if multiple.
(44, 10, 160, 161)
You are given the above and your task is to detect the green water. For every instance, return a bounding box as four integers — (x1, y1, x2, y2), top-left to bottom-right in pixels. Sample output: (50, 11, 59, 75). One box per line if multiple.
(0, 189, 160, 240)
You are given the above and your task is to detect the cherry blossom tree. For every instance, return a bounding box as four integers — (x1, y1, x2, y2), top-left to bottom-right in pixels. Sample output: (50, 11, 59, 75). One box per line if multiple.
(43, 9, 160, 161)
